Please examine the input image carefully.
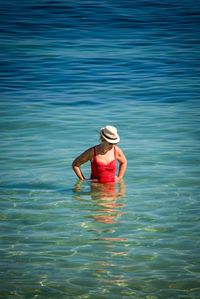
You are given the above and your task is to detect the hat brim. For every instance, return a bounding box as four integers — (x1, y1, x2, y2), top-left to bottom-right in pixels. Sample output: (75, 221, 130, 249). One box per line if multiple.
(101, 132, 120, 144)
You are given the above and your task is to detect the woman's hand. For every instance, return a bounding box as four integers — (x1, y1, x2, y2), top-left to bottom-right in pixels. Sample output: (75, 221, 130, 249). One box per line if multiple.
(115, 176, 122, 182)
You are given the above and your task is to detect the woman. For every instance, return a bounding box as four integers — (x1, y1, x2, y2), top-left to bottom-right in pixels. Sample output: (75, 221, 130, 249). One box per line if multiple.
(72, 125, 127, 183)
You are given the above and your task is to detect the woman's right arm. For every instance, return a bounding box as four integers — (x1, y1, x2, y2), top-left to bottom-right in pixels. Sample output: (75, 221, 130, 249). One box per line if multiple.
(72, 148, 93, 180)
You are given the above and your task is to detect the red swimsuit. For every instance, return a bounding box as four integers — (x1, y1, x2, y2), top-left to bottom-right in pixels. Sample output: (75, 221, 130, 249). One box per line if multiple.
(91, 146, 116, 183)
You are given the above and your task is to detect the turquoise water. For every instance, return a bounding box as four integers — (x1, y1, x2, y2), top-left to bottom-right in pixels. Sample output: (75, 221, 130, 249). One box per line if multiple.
(1, 0, 200, 298)
(1, 99, 200, 298)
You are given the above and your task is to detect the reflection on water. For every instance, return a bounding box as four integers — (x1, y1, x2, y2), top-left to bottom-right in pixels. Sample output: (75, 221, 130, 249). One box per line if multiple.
(73, 180, 126, 224)
(90, 181, 126, 226)
(73, 180, 128, 241)
(73, 180, 129, 287)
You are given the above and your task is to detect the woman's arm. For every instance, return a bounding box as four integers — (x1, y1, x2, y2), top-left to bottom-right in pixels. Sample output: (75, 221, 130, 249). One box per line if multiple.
(72, 148, 93, 180)
(116, 147, 127, 181)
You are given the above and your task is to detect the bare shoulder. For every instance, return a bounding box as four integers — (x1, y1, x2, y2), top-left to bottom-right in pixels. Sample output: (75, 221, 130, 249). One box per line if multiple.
(72, 146, 94, 166)
(78, 146, 94, 160)
(115, 145, 123, 155)
(83, 146, 94, 159)
(115, 146, 127, 162)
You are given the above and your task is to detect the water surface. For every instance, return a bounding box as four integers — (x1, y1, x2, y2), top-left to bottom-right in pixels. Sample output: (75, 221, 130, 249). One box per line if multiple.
(0, 0, 200, 298)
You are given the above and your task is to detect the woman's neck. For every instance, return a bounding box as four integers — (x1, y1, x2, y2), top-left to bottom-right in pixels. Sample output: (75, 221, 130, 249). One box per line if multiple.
(98, 142, 113, 155)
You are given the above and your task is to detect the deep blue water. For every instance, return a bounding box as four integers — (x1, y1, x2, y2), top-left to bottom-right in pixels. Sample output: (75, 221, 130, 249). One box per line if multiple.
(0, 1, 200, 298)
(1, 0, 200, 103)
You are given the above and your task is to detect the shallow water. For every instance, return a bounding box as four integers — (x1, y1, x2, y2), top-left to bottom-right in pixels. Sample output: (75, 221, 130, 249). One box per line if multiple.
(1, 0, 200, 298)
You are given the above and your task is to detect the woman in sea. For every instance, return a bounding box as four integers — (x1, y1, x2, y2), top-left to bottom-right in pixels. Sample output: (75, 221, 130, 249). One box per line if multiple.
(72, 125, 127, 183)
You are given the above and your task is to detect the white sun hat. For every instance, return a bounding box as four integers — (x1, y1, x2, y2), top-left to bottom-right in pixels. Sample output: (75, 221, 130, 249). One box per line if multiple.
(100, 125, 120, 144)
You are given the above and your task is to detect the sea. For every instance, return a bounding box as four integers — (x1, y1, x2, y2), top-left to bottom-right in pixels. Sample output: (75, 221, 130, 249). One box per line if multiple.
(0, 0, 200, 298)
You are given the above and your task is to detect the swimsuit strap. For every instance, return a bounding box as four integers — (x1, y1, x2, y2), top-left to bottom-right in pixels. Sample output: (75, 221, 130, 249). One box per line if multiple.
(93, 146, 97, 161)
(93, 146, 96, 156)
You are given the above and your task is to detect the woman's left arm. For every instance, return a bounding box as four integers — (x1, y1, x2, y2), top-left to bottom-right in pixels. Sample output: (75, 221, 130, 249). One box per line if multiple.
(116, 147, 127, 181)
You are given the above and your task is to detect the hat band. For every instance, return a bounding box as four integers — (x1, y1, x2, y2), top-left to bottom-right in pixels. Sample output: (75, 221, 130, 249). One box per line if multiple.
(101, 130, 118, 141)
